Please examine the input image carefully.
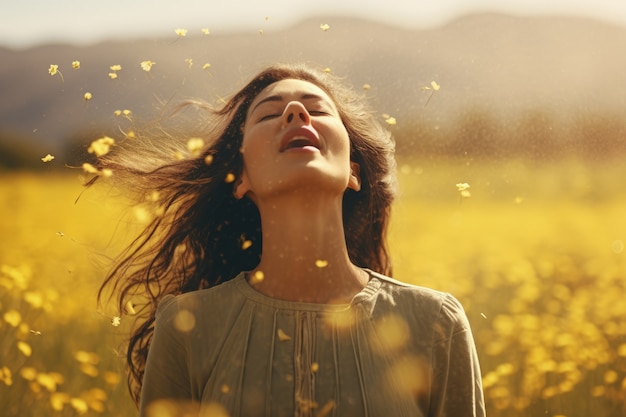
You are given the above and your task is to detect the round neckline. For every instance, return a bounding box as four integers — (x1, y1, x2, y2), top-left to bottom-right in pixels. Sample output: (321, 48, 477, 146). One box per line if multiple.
(233, 269, 382, 312)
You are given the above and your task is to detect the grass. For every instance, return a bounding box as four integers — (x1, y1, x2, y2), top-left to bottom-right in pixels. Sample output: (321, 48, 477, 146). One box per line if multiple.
(1, 157, 625, 416)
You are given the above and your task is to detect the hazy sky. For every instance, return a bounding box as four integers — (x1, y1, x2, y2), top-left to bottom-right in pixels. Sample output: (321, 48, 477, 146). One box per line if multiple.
(2, 0, 625, 48)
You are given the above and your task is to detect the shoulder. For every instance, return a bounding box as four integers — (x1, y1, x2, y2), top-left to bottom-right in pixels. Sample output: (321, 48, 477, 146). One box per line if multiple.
(365, 270, 470, 339)
(155, 273, 246, 322)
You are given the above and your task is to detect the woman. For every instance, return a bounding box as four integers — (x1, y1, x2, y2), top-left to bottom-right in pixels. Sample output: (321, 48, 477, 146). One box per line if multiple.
(98, 63, 485, 417)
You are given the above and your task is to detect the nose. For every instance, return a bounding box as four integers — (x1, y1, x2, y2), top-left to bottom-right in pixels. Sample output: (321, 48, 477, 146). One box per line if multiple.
(281, 101, 311, 126)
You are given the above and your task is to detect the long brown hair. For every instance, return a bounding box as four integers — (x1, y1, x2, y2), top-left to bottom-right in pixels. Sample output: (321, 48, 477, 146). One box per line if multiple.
(96, 63, 397, 405)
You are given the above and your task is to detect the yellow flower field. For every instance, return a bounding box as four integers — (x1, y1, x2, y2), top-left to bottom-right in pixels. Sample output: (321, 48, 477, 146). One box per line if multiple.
(1, 157, 625, 416)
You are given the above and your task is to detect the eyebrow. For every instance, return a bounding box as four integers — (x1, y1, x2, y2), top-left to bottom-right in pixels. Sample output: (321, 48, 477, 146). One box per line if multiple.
(250, 93, 327, 114)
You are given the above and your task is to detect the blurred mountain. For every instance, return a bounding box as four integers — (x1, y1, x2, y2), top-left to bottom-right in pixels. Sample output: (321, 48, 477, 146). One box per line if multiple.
(1, 13, 625, 166)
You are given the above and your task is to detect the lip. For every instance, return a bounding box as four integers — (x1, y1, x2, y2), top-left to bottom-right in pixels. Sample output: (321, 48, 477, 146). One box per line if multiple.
(279, 126, 321, 152)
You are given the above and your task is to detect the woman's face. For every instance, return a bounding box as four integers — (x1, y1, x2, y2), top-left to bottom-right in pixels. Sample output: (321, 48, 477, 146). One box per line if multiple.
(235, 79, 360, 202)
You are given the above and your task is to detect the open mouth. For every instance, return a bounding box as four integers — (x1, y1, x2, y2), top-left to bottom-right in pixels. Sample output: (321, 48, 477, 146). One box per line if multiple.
(284, 137, 319, 150)
(280, 128, 321, 152)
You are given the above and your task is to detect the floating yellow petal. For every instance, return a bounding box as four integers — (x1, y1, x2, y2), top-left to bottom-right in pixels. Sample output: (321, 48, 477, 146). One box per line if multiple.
(41, 154, 55, 162)
(108, 72, 118, 79)
(277, 329, 292, 341)
(187, 137, 204, 156)
(384, 116, 397, 126)
(140, 60, 156, 72)
(456, 183, 471, 198)
(320, 23, 330, 31)
(109, 64, 122, 71)
(88, 136, 115, 157)
(250, 270, 264, 284)
(315, 259, 329, 268)
(201, 28, 210, 35)
(48, 64, 64, 81)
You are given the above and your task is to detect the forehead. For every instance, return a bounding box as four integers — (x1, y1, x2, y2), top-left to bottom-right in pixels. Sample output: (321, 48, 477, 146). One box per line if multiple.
(250, 79, 335, 108)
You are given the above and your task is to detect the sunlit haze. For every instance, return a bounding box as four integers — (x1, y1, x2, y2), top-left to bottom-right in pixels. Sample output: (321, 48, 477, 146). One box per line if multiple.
(2, 0, 626, 48)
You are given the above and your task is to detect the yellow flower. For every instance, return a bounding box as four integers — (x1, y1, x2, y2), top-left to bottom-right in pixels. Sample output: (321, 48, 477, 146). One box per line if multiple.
(50, 392, 70, 411)
(17, 341, 32, 357)
(103, 372, 121, 386)
(456, 183, 470, 192)
(4, 309, 22, 327)
(384, 115, 397, 126)
(48, 64, 64, 81)
(41, 154, 55, 162)
(20, 367, 37, 381)
(202, 63, 211, 70)
(108, 72, 118, 79)
(185, 58, 193, 69)
(201, 28, 210, 35)
(175, 28, 188, 37)
(71, 61, 80, 69)
(320, 23, 330, 31)
(83, 92, 92, 101)
(74, 350, 100, 364)
(422, 81, 441, 106)
(140, 60, 155, 72)
(362, 84, 371, 90)
(24, 291, 44, 308)
(109, 64, 122, 71)
(87, 136, 115, 157)
(70, 398, 89, 414)
(111, 316, 121, 327)
(456, 183, 471, 199)
(0, 366, 13, 386)
(36, 372, 58, 391)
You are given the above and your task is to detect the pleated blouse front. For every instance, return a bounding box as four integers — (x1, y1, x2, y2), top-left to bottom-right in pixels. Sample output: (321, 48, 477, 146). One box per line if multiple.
(139, 270, 484, 417)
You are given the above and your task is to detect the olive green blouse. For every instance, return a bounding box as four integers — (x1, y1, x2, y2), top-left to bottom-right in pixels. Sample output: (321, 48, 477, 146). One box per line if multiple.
(139, 270, 485, 417)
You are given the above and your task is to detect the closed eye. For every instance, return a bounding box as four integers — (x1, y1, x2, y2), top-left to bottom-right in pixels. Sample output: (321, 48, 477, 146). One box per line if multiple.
(258, 114, 281, 122)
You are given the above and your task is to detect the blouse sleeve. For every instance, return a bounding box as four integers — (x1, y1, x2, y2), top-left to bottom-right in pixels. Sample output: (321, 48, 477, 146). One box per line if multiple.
(429, 294, 485, 417)
(139, 295, 194, 416)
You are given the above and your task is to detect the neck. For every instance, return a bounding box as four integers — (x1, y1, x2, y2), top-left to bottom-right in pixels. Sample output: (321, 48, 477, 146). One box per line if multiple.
(249, 191, 367, 303)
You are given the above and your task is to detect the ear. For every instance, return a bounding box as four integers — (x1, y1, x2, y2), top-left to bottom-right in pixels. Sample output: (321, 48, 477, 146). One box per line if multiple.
(233, 171, 251, 199)
(347, 161, 361, 192)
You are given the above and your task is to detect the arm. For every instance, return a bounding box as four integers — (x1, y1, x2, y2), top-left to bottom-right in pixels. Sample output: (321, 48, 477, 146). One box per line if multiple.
(139, 295, 195, 416)
(430, 294, 485, 417)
